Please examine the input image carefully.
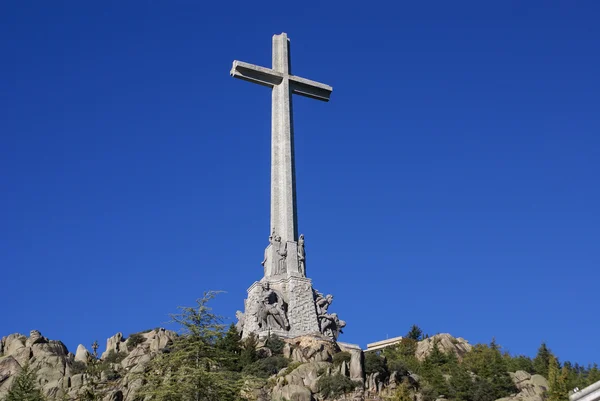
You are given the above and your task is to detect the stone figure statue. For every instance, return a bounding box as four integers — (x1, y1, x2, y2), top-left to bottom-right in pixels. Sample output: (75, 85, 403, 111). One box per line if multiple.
(319, 313, 346, 340)
(298, 234, 306, 276)
(235, 310, 245, 335)
(261, 229, 276, 272)
(313, 290, 344, 339)
(256, 282, 290, 331)
(315, 292, 333, 316)
(274, 235, 287, 275)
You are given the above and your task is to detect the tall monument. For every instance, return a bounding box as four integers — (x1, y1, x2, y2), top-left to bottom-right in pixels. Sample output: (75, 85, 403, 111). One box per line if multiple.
(231, 33, 344, 340)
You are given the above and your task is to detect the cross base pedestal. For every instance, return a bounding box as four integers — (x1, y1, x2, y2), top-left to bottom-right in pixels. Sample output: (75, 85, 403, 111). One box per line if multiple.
(241, 276, 320, 339)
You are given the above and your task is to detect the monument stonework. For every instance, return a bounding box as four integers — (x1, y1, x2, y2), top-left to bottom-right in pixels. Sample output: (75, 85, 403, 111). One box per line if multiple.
(231, 33, 345, 340)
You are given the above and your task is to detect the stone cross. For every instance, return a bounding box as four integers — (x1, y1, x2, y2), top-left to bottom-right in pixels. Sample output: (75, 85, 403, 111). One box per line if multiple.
(230, 33, 332, 245)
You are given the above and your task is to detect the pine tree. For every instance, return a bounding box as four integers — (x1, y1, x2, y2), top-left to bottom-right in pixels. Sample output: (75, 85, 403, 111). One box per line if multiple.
(447, 363, 474, 401)
(462, 342, 516, 400)
(216, 323, 242, 371)
(586, 364, 600, 386)
(382, 337, 420, 374)
(137, 291, 242, 401)
(239, 332, 258, 367)
(533, 342, 552, 377)
(5, 363, 45, 401)
(406, 325, 423, 341)
(548, 355, 568, 401)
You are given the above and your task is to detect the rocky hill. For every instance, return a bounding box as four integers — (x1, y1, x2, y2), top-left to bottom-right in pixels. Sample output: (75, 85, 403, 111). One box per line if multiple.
(0, 329, 552, 401)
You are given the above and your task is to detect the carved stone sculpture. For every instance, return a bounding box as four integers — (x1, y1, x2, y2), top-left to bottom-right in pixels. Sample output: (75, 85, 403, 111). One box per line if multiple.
(298, 234, 306, 276)
(274, 235, 287, 275)
(319, 313, 346, 340)
(314, 290, 344, 340)
(235, 310, 245, 335)
(261, 230, 276, 273)
(315, 292, 333, 316)
(255, 282, 290, 331)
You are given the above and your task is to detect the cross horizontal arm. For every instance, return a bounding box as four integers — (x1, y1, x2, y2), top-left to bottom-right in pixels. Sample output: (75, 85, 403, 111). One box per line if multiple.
(290, 75, 333, 102)
(230, 61, 283, 88)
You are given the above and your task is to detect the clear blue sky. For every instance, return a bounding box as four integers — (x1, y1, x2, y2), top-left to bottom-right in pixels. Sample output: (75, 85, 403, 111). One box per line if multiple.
(1, 2, 598, 366)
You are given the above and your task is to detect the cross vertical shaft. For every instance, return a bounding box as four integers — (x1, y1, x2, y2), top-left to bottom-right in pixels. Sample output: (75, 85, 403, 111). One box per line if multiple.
(271, 33, 297, 243)
(230, 32, 332, 267)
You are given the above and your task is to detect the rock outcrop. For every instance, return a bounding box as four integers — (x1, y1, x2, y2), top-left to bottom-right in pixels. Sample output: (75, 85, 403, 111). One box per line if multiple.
(0, 328, 176, 400)
(283, 335, 339, 363)
(0, 330, 550, 401)
(74, 344, 91, 364)
(497, 370, 549, 401)
(415, 333, 473, 361)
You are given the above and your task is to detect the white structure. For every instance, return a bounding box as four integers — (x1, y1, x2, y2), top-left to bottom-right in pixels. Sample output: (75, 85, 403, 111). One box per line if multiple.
(570, 380, 600, 401)
(231, 34, 344, 340)
(366, 336, 404, 352)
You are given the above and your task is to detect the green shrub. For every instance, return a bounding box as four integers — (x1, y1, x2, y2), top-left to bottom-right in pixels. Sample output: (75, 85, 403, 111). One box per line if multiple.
(281, 361, 302, 376)
(264, 334, 286, 355)
(391, 382, 414, 401)
(126, 333, 146, 350)
(103, 350, 127, 364)
(104, 368, 121, 381)
(5, 364, 45, 401)
(242, 356, 290, 378)
(365, 352, 388, 377)
(317, 374, 359, 398)
(332, 351, 352, 367)
(420, 383, 439, 401)
(70, 360, 87, 375)
(388, 359, 410, 376)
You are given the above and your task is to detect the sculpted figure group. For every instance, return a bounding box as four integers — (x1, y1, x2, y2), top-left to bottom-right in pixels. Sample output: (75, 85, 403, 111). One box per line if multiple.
(261, 230, 307, 277)
(261, 230, 288, 276)
(314, 291, 346, 340)
(236, 231, 345, 341)
(256, 282, 290, 331)
(235, 282, 291, 337)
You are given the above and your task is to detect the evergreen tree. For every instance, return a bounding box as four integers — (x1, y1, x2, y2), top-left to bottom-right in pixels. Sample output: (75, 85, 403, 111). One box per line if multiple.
(587, 364, 600, 386)
(548, 355, 568, 401)
(424, 340, 448, 368)
(462, 342, 516, 399)
(383, 337, 420, 374)
(216, 323, 242, 371)
(562, 361, 583, 392)
(137, 291, 242, 401)
(504, 353, 535, 374)
(406, 325, 423, 341)
(533, 342, 552, 377)
(5, 363, 45, 401)
(420, 341, 450, 397)
(364, 352, 389, 378)
(239, 332, 258, 367)
(264, 333, 285, 355)
(447, 363, 474, 401)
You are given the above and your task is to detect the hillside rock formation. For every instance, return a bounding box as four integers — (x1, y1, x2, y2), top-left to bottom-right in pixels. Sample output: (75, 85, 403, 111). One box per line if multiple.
(0, 330, 549, 401)
(0, 328, 176, 400)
